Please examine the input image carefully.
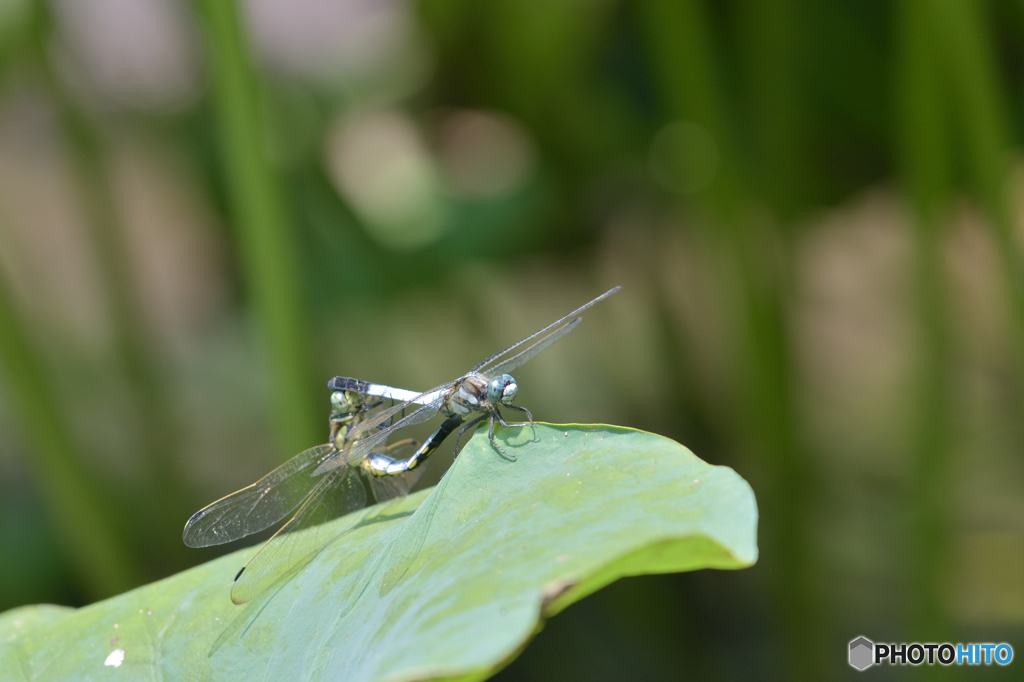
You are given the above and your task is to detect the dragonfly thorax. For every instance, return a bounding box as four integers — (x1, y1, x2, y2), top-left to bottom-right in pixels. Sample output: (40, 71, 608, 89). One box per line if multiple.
(447, 372, 518, 417)
(331, 420, 356, 451)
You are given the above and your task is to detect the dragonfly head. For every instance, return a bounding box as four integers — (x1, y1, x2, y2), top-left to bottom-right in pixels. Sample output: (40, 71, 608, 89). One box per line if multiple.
(330, 390, 363, 415)
(487, 374, 518, 406)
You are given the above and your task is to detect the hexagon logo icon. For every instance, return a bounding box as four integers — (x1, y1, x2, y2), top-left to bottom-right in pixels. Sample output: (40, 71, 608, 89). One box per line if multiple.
(849, 636, 874, 670)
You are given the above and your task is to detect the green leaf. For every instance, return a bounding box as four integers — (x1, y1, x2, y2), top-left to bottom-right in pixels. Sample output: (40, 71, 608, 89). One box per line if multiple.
(0, 424, 757, 681)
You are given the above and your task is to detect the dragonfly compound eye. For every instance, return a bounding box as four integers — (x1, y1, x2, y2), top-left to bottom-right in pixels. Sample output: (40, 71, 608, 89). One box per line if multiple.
(330, 390, 361, 413)
(499, 374, 518, 405)
(486, 377, 504, 404)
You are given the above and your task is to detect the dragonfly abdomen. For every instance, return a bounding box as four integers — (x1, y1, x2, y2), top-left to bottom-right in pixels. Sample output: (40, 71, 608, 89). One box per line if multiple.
(362, 415, 465, 476)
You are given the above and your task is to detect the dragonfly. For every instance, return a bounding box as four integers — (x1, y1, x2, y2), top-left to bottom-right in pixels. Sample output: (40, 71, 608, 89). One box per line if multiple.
(184, 285, 619, 602)
(314, 286, 621, 478)
(182, 387, 435, 604)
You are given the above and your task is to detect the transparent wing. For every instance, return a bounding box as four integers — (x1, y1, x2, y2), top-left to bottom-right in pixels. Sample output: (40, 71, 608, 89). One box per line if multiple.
(313, 383, 454, 476)
(309, 385, 442, 475)
(183, 444, 336, 548)
(471, 286, 620, 374)
(230, 465, 367, 604)
(367, 439, 424, 504)
(483, 317, 581, 378)
(368, 466, 426, 504)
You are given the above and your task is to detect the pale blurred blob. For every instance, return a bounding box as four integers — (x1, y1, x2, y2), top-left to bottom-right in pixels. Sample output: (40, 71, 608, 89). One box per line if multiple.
(790, 186, 1024, 625)
(951, 531, 1024, 624)
(0, 88, 237, 481)
(48, 0, 426, 108)
(109, 141, 229, 355)
(49, 0, 199, 110)
(244, 0, 423, 86)
(946, 201, 1015, 363)
(648, 120, 719, 195)
(795, 190, 916, 470)
(0, 90, 111, 348)
(436, 109, 536, 199)
(0, 90, 227, 355)
(325, 109, 447, 250)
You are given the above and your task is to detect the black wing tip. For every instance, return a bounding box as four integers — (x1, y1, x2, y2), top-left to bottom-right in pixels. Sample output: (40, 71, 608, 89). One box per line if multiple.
(231, 569, 250, 604)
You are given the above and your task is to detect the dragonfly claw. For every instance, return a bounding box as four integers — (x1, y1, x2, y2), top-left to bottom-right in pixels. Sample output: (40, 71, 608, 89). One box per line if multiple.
(489, 413, 517, 460)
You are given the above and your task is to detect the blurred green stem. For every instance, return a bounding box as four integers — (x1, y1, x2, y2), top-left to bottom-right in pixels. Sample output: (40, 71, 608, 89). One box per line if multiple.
(51, 76, 182, 492)
(192, 0, 318, 455)
(0, 271, 138, 597)
(24, 0, 190, 567)
(637, 0, 743, 220)
(898, 0, 955, 646)
(935, 1, 1024, 375)
(738, 0, 806, 218)
(639, 1, 817, 678)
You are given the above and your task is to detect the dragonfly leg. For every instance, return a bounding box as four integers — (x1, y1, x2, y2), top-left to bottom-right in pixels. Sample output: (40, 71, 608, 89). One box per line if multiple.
(502, 404, 534, 428)
(383, 437, 419, 452)
(488, 412, 515, 460)
(453, 414, 486, 456)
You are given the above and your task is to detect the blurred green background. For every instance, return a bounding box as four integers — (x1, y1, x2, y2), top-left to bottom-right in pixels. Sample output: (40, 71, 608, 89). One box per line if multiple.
(0, 0, 1022, 679)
